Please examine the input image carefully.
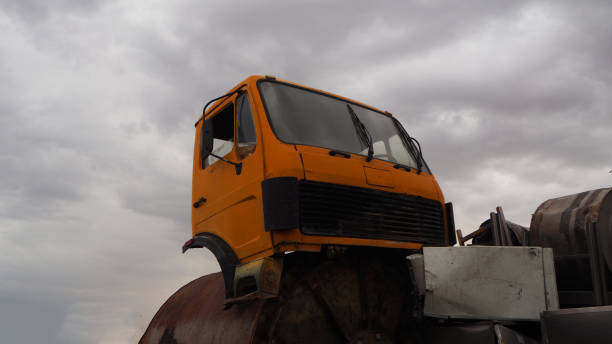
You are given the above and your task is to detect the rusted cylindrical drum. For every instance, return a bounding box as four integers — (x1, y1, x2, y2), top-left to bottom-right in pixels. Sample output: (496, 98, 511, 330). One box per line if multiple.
(140, 251, 418, 344)
(529, 187, 612, 289)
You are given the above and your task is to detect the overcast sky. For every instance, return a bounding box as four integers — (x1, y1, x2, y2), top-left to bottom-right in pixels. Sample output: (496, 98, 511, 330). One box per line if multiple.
(1, 0, 611, 342)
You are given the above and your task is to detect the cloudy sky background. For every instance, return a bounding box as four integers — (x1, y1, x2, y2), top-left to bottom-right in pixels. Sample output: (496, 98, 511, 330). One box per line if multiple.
(1, 0, 611, 342)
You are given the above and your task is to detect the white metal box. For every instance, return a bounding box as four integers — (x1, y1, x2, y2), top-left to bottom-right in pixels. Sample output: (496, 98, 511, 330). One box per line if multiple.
(423, 246, 559, 321)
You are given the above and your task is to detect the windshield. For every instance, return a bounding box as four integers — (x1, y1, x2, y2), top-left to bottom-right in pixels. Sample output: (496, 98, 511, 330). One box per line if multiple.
(258, 81, 426, 171)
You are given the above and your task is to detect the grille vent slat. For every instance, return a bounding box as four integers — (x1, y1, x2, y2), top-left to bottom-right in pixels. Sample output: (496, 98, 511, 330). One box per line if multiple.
(299, 181, 445, 245)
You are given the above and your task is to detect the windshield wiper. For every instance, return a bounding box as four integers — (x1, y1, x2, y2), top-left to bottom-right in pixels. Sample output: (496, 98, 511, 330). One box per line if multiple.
(346, 104, 373, 162)
(409, 136, 424, 174)
(392, 118, 424, 174)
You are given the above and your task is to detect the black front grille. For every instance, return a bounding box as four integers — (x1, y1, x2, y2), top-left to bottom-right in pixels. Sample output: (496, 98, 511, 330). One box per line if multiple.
(299, 181, 446, 245)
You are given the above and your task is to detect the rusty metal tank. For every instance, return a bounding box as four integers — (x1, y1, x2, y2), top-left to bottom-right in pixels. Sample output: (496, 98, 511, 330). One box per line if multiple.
(529, 187, 612, 300)
(529, 188, 612, 270)
(140, 250, 419, 344)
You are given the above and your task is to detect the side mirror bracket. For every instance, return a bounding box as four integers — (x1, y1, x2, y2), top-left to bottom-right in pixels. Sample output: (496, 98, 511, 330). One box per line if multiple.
(203, 150, 243, 175)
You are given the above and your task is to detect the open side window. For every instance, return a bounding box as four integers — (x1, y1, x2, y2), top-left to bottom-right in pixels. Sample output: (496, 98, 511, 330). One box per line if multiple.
(202, 103, 235, 169)
(236, 93, 257, 160)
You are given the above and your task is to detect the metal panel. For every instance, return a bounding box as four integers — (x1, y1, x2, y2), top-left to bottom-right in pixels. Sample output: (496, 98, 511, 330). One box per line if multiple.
(543, 248, 560, 310)
(541, 305, 612, 344)
(423, 246, 559, 321)
(406, 254, 425, 296)
(261, 177, 299, 231)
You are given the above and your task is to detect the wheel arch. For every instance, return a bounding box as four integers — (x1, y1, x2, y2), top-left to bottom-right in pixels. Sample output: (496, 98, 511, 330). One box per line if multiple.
(182, 233, 239, 298)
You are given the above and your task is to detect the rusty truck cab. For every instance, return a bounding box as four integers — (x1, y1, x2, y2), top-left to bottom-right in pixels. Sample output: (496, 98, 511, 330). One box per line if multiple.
(186, 75, 454, 298)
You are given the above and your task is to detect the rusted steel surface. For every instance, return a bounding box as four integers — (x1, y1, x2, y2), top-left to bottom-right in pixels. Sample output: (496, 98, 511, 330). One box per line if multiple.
(140, 250, 419, 343)
(529, 188, 612, 270)
(140, 273, 263, 344)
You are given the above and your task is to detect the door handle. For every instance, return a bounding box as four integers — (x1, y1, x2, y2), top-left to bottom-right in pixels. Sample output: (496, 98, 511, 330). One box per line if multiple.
(193, 197, 207, 208)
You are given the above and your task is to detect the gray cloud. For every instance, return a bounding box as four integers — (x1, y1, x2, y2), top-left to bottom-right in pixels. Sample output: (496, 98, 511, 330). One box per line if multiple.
(1, 0, 611, 342)
(0, 292, 69, 344)
(1, 0, 103, 22)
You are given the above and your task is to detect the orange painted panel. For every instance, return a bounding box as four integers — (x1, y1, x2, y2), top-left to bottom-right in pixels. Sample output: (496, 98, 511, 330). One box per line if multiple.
(363, 166, 395, 188)
(299, 146, 366, 187)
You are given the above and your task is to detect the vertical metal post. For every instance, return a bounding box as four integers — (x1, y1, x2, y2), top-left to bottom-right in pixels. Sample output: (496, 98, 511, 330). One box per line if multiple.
(586, 222, 605, 306)
(490, 212, 502, 246)
(456, 229, 465, 246)
(601, 252, 610, 305)
(596, 224, 610, 305)
(496, 206, 514, 246)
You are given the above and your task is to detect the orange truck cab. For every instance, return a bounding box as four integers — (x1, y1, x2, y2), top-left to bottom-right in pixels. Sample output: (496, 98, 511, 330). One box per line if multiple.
(183, 75, 455, 298)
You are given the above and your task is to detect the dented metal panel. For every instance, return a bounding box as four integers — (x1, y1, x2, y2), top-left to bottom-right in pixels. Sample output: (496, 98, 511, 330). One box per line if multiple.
(423, 246, 559, 321)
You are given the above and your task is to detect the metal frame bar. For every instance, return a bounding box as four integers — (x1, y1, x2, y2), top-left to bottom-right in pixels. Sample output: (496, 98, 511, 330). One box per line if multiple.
(456, 229, 465, 246)
(586, 222, 610, 305)
(496, 206, 513, 246)
(490, 212, 502, 246)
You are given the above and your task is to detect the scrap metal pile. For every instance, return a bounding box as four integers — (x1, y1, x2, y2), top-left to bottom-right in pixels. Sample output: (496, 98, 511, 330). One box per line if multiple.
(141, 190, 612, 344)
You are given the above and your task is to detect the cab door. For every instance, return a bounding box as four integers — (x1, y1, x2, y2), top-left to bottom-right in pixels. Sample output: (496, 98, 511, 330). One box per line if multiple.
(192, 91, 269, 260)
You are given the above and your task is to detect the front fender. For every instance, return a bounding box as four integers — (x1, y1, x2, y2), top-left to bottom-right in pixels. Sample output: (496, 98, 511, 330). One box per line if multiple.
(182, 233, 239, 298)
